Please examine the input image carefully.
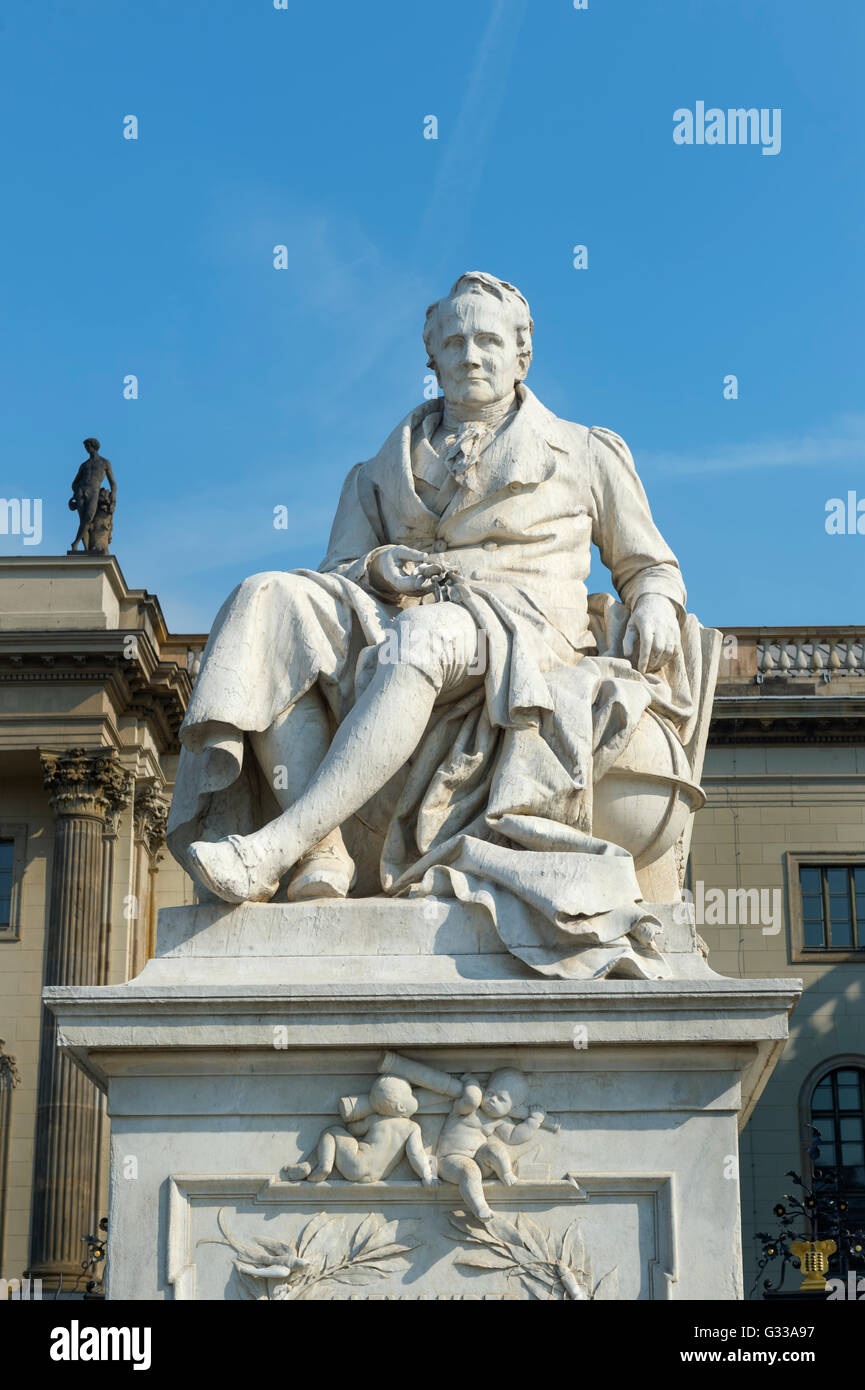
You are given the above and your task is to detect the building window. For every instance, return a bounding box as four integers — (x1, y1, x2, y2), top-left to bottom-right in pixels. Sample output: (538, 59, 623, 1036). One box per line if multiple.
(785, 852, 865, 963)
(0, 826, 25, 943)
(811, 1067, 865, 1181)
(808, 1065, 865, 1275)
(0, 840, 12, 929)
(800, 864, 865, 950)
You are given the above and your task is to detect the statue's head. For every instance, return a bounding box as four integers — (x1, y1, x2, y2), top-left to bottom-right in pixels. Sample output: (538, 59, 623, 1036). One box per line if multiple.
(370, 1075, 418, 1118)
(83, 437, 100, 454)
(481, 1067, 529, 1118)
(423, 272, 533, 408)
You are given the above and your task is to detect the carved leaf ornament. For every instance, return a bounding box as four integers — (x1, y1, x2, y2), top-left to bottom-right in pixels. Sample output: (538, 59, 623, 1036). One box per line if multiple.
(213, 1209, 419, 1301)
(210, 1207, 616, 1301)
(449, 1211, 618, 1301)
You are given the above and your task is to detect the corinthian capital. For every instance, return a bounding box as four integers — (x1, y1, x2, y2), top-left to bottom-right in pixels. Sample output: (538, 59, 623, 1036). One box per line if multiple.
(40, 747, 131, 821)
(0, 1040, 21, 1089)
(133, 779, 170, 858)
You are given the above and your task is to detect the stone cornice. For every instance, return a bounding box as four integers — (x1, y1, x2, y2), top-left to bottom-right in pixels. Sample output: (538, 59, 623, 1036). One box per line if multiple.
(40, 747, 133, 821)
(718, 625, 865, 637)
(0, 554, 172, 644)
(45, 975, 802, 1133)
(702, 775, 865, 806)
(0, 631, 193, 750)
(710, 692, 865, 744)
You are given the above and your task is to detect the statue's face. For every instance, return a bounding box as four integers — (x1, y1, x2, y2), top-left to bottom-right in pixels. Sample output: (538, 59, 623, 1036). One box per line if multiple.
(431, 292, 523, 407)
(481, 1087, 512, 1118)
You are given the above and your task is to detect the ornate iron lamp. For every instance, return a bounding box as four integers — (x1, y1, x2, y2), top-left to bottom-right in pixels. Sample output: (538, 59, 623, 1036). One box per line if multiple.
(752, 1127, 865, 1297)
(79, 1217, 108, 1299)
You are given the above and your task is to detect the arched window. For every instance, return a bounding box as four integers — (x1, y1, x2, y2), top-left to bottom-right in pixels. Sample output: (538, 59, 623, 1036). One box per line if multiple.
(810, 1066, 865, 1192)
(805, 1063, 865, 1277)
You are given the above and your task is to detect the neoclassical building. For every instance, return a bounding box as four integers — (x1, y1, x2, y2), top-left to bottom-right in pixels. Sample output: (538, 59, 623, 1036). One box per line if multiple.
(1, 554, 863, 1296)
(692, 627, 865, 1290)
(0, 555, 201, 1292)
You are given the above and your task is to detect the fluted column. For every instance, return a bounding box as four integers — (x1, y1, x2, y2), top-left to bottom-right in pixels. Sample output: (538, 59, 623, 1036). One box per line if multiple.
(28, 749, 130, 1286)
(0, 1042, 21, 1271)
(92, 776, 132, 1237)
(130, 781, 169, 977)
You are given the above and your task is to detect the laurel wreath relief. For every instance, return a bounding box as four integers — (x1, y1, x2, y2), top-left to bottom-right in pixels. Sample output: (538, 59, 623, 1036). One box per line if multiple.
(449, 1210, 618, 1300)
(211, 1207, 617, 1301)
(212, 1209, 419, 1301)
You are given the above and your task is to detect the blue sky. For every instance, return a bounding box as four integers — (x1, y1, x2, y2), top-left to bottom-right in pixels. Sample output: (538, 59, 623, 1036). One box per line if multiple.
(1, 0, 863, 632)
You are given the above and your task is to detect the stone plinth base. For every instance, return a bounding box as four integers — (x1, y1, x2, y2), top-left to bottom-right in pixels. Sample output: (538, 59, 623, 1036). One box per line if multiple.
(47, 900, 800, 1301)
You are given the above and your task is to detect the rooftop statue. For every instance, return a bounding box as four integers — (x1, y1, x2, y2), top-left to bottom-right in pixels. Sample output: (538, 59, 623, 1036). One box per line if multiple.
(68, 437, 116, 554)
(167, 272, 716, 980)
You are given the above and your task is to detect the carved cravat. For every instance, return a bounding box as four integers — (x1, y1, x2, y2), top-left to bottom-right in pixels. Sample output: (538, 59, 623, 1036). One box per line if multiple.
(411, 402, 518, 513)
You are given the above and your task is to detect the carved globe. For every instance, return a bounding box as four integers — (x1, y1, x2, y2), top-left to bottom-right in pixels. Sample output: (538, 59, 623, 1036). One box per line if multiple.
(592, 709, 705, 867)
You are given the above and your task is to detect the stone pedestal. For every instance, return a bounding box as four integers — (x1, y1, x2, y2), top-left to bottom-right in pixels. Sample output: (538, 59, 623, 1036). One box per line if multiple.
(47, 900, 800, 1301)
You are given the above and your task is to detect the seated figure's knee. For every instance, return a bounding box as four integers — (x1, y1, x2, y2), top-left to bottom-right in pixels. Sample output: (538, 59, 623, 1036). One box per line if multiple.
(384, 604, 480, 691)
(232, 570, 285, 605)
(232, 569, 319, 615)
(238, 570, 283, 589)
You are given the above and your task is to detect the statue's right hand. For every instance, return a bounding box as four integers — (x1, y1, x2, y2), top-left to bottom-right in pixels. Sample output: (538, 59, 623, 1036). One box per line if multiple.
(368, 545, 443, 596)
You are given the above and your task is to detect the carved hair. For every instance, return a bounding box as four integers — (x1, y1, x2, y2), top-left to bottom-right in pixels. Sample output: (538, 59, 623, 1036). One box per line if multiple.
(370, 1075, 419, 1117)
(83, 437, 101, 452)
(423, 271, 533, 379)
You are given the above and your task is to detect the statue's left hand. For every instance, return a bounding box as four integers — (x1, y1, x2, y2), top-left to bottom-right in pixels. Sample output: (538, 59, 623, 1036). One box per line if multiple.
(623, 594, 680, 674)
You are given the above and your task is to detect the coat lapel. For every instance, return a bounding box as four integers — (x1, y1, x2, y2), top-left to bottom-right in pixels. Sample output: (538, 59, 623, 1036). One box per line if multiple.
(439, 385, 569, 521)
(360, 386, 573, 537)
(360, 400, 442, 538)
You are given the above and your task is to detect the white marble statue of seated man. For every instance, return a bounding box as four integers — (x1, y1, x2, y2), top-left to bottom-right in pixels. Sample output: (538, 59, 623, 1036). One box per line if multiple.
(167, 271, 704, 980)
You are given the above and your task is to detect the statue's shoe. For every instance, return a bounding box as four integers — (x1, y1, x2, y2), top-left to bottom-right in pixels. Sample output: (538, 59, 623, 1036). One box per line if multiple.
(285, 845, 356, 903)
(187, 835, 281, 905)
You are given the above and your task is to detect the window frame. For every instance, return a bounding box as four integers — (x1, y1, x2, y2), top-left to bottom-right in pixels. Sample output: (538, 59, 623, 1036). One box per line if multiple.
(0, 823, 27, 944)
(799, 1058, 865, 1272)
(785, 850, 865, 964)
(809, 1067, 865, 1177)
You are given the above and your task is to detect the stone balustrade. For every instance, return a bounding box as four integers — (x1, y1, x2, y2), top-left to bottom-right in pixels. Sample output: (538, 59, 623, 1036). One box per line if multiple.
(716, 628, 865, 686)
